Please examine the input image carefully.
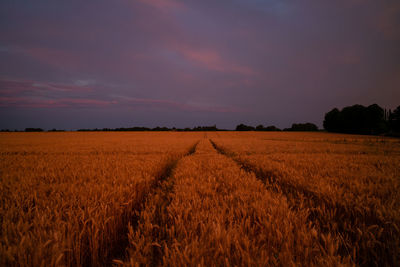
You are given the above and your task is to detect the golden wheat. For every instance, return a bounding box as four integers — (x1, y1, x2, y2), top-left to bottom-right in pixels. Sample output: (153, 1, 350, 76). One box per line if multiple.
(1, 132, 398, 266)
(210, 132, 400, 266)
(0, 132, 200, 266)
(124, 139, 348, 266)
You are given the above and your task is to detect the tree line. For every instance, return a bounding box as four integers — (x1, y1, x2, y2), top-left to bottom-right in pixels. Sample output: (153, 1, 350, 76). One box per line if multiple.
(76, 125, 224, 132)
(2, 103, 399, 136)
(2, 124, 316, 132)
(324, 104, 400, 136)
(235, 123, 318, 131)
(0, 126, 223, 132)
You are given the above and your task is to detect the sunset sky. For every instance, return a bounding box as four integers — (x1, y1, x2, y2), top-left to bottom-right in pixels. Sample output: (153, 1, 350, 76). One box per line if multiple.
(1, 0, 399, 130)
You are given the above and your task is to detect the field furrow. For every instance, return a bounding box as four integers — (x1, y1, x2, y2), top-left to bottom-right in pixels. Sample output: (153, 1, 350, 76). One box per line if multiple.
(114, 140, 199, 266)
(124, 139, 348, 266)
(210, 135, 400, 266)
(2, 132, 398, 266)
(0, 132, 200, 267)
(108, 140, 199, 265)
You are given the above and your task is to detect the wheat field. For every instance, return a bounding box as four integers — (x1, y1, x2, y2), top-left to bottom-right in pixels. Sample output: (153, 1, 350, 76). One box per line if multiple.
(1, 132, 399, 266)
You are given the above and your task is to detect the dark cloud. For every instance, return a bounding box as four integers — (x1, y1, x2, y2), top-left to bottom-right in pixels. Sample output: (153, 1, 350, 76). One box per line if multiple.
(0, 0, 399, 129)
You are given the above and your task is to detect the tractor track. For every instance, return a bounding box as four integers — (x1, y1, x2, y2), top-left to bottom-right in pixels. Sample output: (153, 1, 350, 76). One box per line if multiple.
(209, 139, 399, 266)
(100, 141, 199, 266)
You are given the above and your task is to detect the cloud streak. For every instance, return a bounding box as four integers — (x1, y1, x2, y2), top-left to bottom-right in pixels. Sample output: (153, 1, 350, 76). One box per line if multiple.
(137, 0, 183, 11)
(0, 79, 240, 112)
(0, 97, 113, 108)
(174, 45, 256, 75)
(0, 79, 92, 96)
(0, 0, 399, 129)
(114, 95, 242, 113)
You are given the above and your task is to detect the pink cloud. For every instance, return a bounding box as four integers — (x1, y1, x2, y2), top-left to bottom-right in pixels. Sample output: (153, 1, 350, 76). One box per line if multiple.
(0, 78, 241, 112)
(0, 79, 92, 97)
(112, 96, 242, 113)
(376, 3, 400, 40)
(21, 46, 83, 71)
(0, 97, 113, 108)
(0, 95, 241, 113)
(136, 0, 183, 10)
(0, 78, 104, 108)
(335, 48, 361, 65)
(174, 45, 256, 75)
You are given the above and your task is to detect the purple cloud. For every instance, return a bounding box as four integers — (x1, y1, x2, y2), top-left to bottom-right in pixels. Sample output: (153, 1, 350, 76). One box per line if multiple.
(0, 0, 399, 129)
(0, 78, 241, 113)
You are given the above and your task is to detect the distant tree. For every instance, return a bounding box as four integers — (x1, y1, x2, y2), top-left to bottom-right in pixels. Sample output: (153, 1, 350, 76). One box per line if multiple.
(288, 123, 318, 131)
(255, 124, 264, 131)
(341, 105, 368, 133)
(265, 125, 281, 131)
(25, 128, 43, 132)
(236, 124, 255, 131)
(255, 125, 281, 131)
(193, 125, 218, 131)
(365, 104, 387, 134)
(323, 104, 387, 134)
(323, 108, 341, 132)
(389, 106, 400, 133)
(152, 126, 169, 131)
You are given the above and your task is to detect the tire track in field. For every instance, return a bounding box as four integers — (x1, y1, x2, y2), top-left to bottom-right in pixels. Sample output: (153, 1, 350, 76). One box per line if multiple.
(209, 139, 399, 267)
(104, 141, 199, 266)
(210, 139, 340, 212)
(123, 139, 348, 266)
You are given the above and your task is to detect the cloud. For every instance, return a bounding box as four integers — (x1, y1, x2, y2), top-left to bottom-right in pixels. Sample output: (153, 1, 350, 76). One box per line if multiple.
(136, 0, 183, 10)
(112, 95, 242, 113)
(0, 78, 103, 108)
(376, 3, 400, 40)
(20, 46, 83, 71)
(0, 78, 240, 112)
(1, 0, 399, 129)
(74, 79, 96, 87)
(0, 79, 92, 96)
(0, 97, 113, 108)
(173, 45, 256, 75)
(0, 94, 241, 112)
(0, 46, 11, 53)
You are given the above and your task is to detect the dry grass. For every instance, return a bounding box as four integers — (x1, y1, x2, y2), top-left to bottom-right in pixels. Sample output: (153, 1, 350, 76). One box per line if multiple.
(0, 132, 200, 266)
(1, 132, 398, 266)
(124, 139, 348, 266)
(211, 132, 400, 266)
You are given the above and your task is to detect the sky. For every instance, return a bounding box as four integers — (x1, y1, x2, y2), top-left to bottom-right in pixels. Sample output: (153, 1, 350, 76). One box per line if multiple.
(0, 0, 399, 130)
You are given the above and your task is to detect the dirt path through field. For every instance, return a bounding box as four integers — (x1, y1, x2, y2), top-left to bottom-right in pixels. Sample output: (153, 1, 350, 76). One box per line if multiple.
(209, 138, 399, 266)
(122, 139, 344, 266)
(107, 140, 199, 266)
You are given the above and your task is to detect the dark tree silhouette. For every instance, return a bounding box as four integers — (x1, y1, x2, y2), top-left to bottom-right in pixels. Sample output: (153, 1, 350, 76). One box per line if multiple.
(286, 123, 318, 131)
(389, 106, 400, 133)
(323, 104, 387, 134)
(192, 125, 218, 131)
(25, 128, 44, 132)
(366, 104, 387, 134)
(323, 108, 341, 132)
(236, 124, 255, 131)
(255, 125, 281, 131)
(265, 125, 281, 131)
(255, 124, 264, 131)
